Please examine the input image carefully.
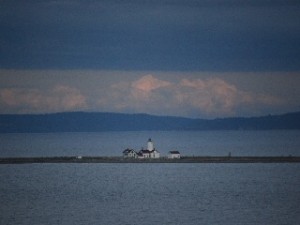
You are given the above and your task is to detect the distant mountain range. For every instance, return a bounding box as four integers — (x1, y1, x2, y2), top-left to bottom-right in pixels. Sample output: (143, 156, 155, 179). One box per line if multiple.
(0, 111, 300, 133)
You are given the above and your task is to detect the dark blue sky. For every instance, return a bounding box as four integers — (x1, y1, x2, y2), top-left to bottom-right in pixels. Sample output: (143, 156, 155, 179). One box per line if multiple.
(1, 0, 300, 71)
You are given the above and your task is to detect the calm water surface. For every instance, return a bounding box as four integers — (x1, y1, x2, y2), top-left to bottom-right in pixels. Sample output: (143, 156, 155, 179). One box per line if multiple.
(0, 130, 300, 157)
(1, 131, 300, 224)
(1, 163, 300, 225)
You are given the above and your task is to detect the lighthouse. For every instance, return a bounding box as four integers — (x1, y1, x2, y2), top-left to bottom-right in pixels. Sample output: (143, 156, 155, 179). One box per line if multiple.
(147, 138, 154, 151)
(124, 138, 160, 159)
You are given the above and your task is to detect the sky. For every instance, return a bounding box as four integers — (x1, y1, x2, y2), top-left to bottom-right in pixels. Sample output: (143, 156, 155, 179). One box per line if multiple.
(0, 0, 300, 118)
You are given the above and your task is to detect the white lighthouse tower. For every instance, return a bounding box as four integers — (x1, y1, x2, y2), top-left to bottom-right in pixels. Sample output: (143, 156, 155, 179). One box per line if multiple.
(147, 138, 154, 151)
(136, 138, 160, 159)
(147, 138, 160, 158)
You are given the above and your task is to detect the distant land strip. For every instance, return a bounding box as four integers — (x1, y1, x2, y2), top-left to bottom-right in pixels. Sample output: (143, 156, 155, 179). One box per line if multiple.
(1, 156, 300, 164)
(1, 111, 300, 133)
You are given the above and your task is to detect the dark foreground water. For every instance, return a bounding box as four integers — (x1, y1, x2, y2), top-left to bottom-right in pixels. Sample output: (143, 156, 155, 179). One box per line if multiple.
(1, 163, 300, 225)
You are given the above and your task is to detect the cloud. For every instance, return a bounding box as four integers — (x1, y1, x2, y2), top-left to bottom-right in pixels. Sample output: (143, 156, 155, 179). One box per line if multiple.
(0, 72, 287, 118)
(131, 74, 172, 92)
(0, 85, 86, 113)
(177, 78, 249, 115)
(97, 75, 174, 114)
(177, 78, 286, 117)
(98, 75, 284, 118)
(130, 75, 172, 105)
(98, 76, 180, 114)
(52, 85, 87, 110)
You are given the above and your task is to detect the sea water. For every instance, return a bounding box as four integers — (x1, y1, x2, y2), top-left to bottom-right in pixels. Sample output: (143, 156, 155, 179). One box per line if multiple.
(0, 163, 300, 225)
(0, 130, 300, 157)
(1, 130, 300, 225)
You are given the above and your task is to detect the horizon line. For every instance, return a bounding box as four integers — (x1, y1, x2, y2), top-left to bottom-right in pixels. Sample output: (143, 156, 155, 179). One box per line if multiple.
(0, 110, 299, 120)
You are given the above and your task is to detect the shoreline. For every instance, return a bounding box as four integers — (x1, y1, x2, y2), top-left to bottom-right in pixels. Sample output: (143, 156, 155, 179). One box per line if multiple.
(1, 156, 300, 164)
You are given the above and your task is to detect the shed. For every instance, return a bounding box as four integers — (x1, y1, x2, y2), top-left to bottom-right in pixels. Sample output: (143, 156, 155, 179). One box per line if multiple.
(168, 151, 181, 159)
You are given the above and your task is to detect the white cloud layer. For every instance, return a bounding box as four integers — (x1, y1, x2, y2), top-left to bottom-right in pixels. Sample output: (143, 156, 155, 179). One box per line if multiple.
(0, 85, 86, 113)
(98, 75, 284, 117)
(0, 70, 297, 118)
(131, 75, 172, 92)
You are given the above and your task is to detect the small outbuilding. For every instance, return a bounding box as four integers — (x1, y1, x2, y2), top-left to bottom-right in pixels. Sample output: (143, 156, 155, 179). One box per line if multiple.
(168, 151, 181, 159)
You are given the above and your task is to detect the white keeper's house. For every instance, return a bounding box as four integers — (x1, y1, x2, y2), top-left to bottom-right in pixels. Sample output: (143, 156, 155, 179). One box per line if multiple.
(123, 138, 160, 159)
(168, 151, 181, 159)
(122, 149, 137, 158)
